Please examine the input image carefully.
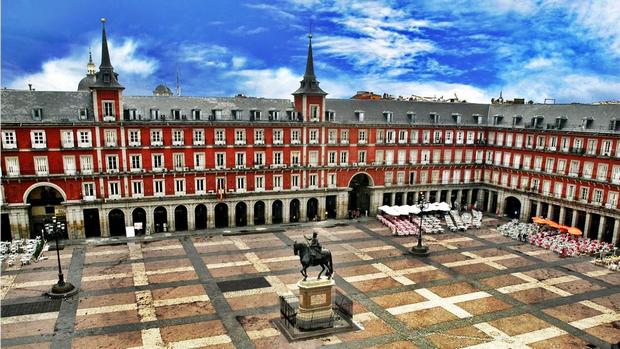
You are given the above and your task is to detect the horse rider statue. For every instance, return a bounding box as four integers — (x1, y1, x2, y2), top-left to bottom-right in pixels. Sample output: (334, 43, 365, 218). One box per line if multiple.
(294, 231, 333, 280)
(305, 231, 322, 261)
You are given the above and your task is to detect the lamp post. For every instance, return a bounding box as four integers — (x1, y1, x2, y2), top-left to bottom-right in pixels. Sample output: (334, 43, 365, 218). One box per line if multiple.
(45, 216, 78, 298)
(410, 194, 430, 257)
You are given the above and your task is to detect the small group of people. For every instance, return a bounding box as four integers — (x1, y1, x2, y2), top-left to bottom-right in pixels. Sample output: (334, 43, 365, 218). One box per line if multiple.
(348, 208, 362, 220)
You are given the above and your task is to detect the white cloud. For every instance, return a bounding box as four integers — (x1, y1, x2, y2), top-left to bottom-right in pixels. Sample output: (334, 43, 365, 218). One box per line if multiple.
(7, 38, 157, 91)
(562, 0, 620, 56)
(179, 43, 229, 68)
(524, 56, 555, 70)
(232, 56, 247, 69)
(227, 67, 300, 98)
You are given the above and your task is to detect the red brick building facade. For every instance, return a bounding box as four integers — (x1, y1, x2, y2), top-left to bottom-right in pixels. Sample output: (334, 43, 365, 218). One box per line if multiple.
(1, 23, 619, 245)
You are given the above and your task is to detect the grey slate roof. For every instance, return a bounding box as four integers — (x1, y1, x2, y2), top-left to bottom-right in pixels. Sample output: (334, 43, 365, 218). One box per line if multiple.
(1, 89, 619, 134)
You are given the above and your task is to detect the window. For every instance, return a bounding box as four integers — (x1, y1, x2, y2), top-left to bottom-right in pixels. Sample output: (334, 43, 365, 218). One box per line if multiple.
(175, 179, 186, 194)
(272, 151, 282, 166)
(194, 153, 205, 170)
(216, 177, 226, 191)
(273, 129, 283, 144)
(212, 109, 223, 120)
(103, 101, 115, 117)
(250, 109, 261, 120)
(291, 129, 301, 144)
(83, 183, 95, 200)
(287, 110, 297, 120)
(385, 172, 393, 186)
(235, 152, 246, 168)
(444, 131, 453, 144)
(150, 108, 160, 119)
(232, 110, 242, 120)
(172, 129, 184, 146)
(235, 129, 246, 144)
(130, 155, 142, 171)
(325, 110, 335, 121)
(171, 109, 181, 120)
(108, 181, 120, 198)
(132, 181, 143, 197)
(291, 174, 300, 189)
(409, 171, 417, 185)
(106, 155, 119, 173)
(2, 130, 17, 149)
(579, 186, 589, 202)
(154, 180, 165, 196)
(216, 153, 225, 169)
(236, 176, 246, 192)
(151, 129, 163, 146)
(386, 130, 395, 144)
(128, 130, 141, 146)
(358, 130, 367, 144)
(355, 111, 364, 122)
(422, 130, 430, 144)
(152, 154, 163, 171)
(583, 162, 593, 178)
(505, 134, 513, 147)
(328, 151, 337, 166)
(377, 130, 385, 144)
(358, 150, 367, 164)
(608, 192, 618, 208)
(255, 175, 264, 191)
(340, 151, 348, 165)
(269, 110, 280, 120)
(310, 105, 319, 120)
(30, 130, 46, 148)
(5, 157, 19, 176)
(328, 129, 337, 144)
(556, 159, 566, 174)
(593, 189, 603, 204)
(195, 178, 206, 194)
(32, 108, 43, 120)
(384, 111, 393, 122)
(397, 172, 405, 185)
(63, 156, 76, 175)
(193, 129, 204, 145)
(410, 130, 418, 144)
(309, 129, 318, 144)
(254, 152, 265, 167)
(80, 155, 93, 174)
(569, 160, 580, 176)
(215, 129, 226, 145)
(254, 129, 264, 144)
(273, 175, 282, 190)
(407, 112, 416, 123)
(466, 131, 474, 144)
(192, 109, 201, 120)
(601, 140, 612, 156)
(328, 173, 337, 188)
(173, 153, 185, 170)
(433, 130, 442, 144)
(77, 130, 92, 148)
(309, 151, 318, 166)
(291, 151, 300, 166)
(308, 174, 318, 188)
(58, 130, 74, 148)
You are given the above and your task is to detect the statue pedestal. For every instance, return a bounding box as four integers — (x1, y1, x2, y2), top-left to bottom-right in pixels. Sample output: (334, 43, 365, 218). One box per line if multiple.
(296, 278, 335, 330)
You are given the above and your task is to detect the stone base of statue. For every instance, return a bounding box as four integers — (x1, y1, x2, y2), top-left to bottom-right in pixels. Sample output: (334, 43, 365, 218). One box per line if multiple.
(297, 278, 335, 330)
(273, 277, 362, 341)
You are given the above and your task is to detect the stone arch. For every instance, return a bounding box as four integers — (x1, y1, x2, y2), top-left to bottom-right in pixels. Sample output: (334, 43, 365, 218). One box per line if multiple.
(153, 206, 168, 233)
(235, 202, 247, 227)
(290, 199, 300, 223)
(25, 184, 67, 238)
(214, 203, 229, 228)
(23, 182, 67, 204)
(348, 172, 373, 213)
(347, 171, 375, 187)
(175, 205, 188, 231)
(307, 198, 319, 221)
(254, 201, 265, 225)
(132, 208, 147, 235)
(108, 209, 126, 236)
(272, 200, 283, 224)
(504, 196, 522, 219)
(195, 204, 207, 230)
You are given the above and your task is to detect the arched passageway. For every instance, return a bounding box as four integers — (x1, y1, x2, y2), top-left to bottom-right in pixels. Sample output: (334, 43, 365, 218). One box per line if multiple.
(214, 203, 229, 228)
(272, 200, 283, 224)
(326, 196, 337, 219)
(504, 196, 522, 219)
(307, 198, 318, 221)
(132, 208, 146, 236)
(108, 209, 126, 236)
(348, 173, 372, 213)
(235, 202, 247, 227)
(290, 199, 300, 223)
(175, 205, 188, 231)
(83, 209, 101, 238)
(254, 201, 265, 225)
(154, 206, 168, 233)
(195, 204, 207, 230)
(26, 186, 67, 238)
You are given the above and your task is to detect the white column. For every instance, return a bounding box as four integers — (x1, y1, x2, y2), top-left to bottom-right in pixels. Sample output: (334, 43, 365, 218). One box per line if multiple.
(247, 201, 255, 226)
(547, 204, 554, 220)
(612, 219, 619, 246)
(167, 206, 175, 232)
(571, 210, 578, 227)
(584, 213, 592, 238)
(206, 203, 215, 229)
(187, 204, 196, 231)
(559, 206, 566, 225)
(535, 202, 543, 217)
(598, 216, 606, 241)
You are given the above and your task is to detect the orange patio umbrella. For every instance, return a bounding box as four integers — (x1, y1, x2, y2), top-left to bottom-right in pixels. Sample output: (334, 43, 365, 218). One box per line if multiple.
(558, 225, 570, 232)
(567, 227, 583, 236)
(546, 221, 562, 229)
(532, 216, 546, 224)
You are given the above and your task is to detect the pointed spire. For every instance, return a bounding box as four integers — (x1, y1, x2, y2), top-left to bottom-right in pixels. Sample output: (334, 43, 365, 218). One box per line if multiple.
(99, 18, 113, 70)
(88, 47, 93, 64)
(93, 18, 123, 89)
(304, 33, 315, 78)
(293, 33, 326, 96)
(86, 47, 96, 75)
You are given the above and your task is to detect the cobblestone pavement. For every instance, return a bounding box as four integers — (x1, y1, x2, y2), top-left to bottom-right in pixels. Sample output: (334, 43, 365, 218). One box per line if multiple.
(2, 217, 619, 349)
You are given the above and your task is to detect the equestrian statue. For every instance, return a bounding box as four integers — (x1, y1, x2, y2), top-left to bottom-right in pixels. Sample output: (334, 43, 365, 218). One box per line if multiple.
(293, 231, 334, 281)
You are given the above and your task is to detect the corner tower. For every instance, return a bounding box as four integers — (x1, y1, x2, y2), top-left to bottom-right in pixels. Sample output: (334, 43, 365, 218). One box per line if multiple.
(91, 18, 124, 122)
(292, 34, 327, 122)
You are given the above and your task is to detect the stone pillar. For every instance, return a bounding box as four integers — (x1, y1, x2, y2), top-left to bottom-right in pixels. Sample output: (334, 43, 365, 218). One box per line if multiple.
(584, 213, 592, 238)
(100, 209, 110, 237)
(486, 191, 494, 213)
(426, 191, 431, 202)
(283, 199, 291, 223)
(521, 197, 531, 221)
(187, 204, 196, 231)
(318, 196, 326, 221)
(299, 198, 307, 222)
(456, 190, 462, 207)
(206, 203, 215, 229)
(612, 219, 619, 246)
(339, 192, 350, 217)
(229, 203, 236, 227)
(559, 207, 566, 225)
(466, 190, 473, 207)
(247, 201, 255, 226)
(547, 204, 554, 221)
(167, 206, 175, 232)
(66, 206, 84, 239)
(413, 191, 419, 203)
(598, 216, 606, 241)
(265, 200, 273, 225)
(447, 190, 452, 205)
(535, 202, 542, 217)
(571, 210, 578, 227)
(8, 206, 30, 239)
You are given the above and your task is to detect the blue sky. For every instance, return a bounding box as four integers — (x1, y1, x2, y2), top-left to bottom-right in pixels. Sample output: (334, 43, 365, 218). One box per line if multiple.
(2, 0, 619, 103)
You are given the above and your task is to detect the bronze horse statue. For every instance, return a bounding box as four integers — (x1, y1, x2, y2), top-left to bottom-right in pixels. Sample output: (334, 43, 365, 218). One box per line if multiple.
(293, 241, 334, 281)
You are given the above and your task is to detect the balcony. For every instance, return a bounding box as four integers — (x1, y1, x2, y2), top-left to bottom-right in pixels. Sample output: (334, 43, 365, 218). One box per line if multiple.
(235, 164, 246, 169)
(103, 115, 116, 122)
(128, 142, 141, 148)
(254, 140, 264, 145)
(606, 203, 616, 209)
(193, 140, 205, 146)
(151, 141, 163, 147)
(172, 141, 184, 147)
(235, 140, 246, 145)
(341, 139, 349, 145)
(215, 140, 226, 146)
(309, 140, 318, 145)
(61, 143, 74, 149)
(83, 195, 96, 202)
(291, 140, 301, 145)
(358, 140, 366, 145)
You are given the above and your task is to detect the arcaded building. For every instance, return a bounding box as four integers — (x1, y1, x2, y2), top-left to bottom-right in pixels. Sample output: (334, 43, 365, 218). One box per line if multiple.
(1, 22, 619, 246)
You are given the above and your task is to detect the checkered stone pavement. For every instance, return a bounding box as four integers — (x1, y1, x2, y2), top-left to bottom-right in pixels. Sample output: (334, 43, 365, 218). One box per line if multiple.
(2, 217, 619, 349)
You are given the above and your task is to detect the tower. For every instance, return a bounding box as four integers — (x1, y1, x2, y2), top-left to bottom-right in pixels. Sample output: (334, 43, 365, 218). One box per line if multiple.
(292, 33, 327, 122)
(87, 47, 96, 75)
(77, 48, 97, 91)
(90, 18, 124, 122)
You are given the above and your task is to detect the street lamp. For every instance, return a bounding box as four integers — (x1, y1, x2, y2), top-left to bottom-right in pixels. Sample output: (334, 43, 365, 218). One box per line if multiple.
(410, 194, 430, 257)
(45, 216, 78, 298)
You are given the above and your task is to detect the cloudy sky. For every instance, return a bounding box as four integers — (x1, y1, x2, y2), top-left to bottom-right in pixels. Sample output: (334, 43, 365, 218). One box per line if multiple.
(2, 0, 619, 103)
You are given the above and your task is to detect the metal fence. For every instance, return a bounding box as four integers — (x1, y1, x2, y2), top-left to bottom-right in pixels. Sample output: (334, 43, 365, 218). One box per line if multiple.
(334, 289, 353, 320)
(279, 295, 297, 328)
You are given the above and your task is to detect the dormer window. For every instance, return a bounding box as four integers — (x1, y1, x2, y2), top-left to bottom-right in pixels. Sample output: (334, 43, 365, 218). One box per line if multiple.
(555, 116, 567, 129)
(171, 109, 181, 120)
(383, 111, 393, 122)
(430, 112, 440, 124)
(355, 110, 364, 122)
(512, 115, 522, 126)
(472, 114, 484, 125)
(269, 110, 280, 121)
(581, 117, 593, 129)
(150, 108, 160, 120)
(452, 113, 461, 124)
(212, 109, 223, 120)
(407, 112, 415, 123)
(325, 110, 336, 122)
(250, 109, 261, 121)
(79, 108, 88, 120)
(286, 109, 297, 120)
(124, 109, 137, 120)
(309, 105, 319, 120)
(610, 118, 620, 131)
(531, 115, 544, 128)
(492, 114, 503, 125)
(192, 109, 201, 120)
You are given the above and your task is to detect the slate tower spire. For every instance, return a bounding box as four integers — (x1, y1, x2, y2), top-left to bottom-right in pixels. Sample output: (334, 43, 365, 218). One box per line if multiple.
(293, 33, 327, 122)
(93, 18, 123, 89)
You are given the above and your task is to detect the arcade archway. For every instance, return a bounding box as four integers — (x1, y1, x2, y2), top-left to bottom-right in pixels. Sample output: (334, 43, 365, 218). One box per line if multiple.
(235, 202, 247, 227)
(195, 204, 207, 230)
(154, 206, 168, 233)
(83, 209, 101, 238)
(272, 200, 283, 224)
(307, 198, 318, 221)
(26, 185, 67, 238)
(254, 201, 265, 225)
(290, 199, 300, 222)
(214, 203, 228, 228)
(132, 208, 146, 236)
(504, 196, 521, 219)
(326, 196, 337, 219)
(348, 173, 372, 214)
(108, 209, 125, 236)
(175, 205, 188, 231)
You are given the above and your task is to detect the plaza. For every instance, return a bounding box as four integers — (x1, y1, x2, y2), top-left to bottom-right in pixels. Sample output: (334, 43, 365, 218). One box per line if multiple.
(1, 216, 619, 349)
